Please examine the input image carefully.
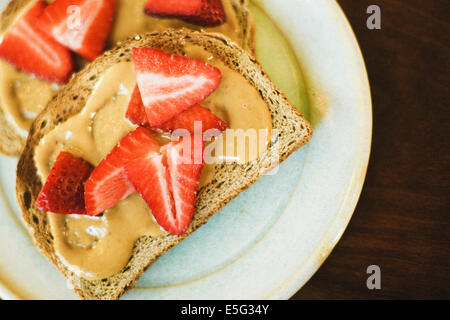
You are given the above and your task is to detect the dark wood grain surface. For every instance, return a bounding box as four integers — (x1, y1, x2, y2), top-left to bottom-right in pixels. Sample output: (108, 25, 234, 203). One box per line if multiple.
(292, 0, 450, 299)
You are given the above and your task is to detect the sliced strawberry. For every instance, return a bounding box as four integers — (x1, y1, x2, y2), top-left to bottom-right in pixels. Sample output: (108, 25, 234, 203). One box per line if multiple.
(36, 0, 116, 61)
(184, 0, 226, 26)
(156, 104, 228, 134)
(125, 85, 148, 126)
(132, 47, 221, 126)
(0, 1, 74, 83)
(36, 152, 93, 214)
(125, 136, 204, 235)
(84, 127, 160, 216)
(144, 0, 225, 27)
(126, 85, 228, 133)
(162, 136, 205, 234)
(125, 154, 176, 233)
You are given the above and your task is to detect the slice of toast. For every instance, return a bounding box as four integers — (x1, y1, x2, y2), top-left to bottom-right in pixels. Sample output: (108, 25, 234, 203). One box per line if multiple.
(16, 30, 312, 300)
(0, 0, 255, 156)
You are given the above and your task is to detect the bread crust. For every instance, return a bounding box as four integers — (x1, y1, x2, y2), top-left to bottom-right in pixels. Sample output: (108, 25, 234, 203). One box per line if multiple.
(16, 29, 312, 300)
(0, 0, 255, 156)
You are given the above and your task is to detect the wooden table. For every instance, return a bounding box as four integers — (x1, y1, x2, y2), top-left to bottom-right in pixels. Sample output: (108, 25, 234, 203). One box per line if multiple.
(292, 0, 450, 299)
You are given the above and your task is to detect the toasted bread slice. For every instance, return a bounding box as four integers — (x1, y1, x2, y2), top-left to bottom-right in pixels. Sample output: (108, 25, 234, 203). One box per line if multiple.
(16, 30, 312, 300)
(0, 0, 255, 156)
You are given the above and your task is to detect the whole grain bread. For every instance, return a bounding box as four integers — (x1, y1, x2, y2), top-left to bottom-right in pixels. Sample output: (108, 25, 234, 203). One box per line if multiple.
(0, 0, 255, 156)
(16, 30, 312, 300)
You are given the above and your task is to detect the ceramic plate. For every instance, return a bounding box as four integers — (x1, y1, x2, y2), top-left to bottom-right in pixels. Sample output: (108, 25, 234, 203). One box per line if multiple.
(0, 0, 371, 299)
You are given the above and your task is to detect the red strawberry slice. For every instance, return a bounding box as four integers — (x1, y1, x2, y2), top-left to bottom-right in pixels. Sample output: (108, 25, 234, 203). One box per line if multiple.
(0, 1, 74, 84)
(144, 0, 225, 27)
(125, 136, 204, 235)
(36, 151, 93, 214)
(125, 154, 175, 233)
(126, 85, 229, 134)
(84, 126, 160, 216)
(125, 85, 148, 126)
(184, 0, 226, 26)
(132, 47, 221, 126)
(36, 0, 116, 61)
(156, 104, 228, 134)
(162, 136, 205, 234)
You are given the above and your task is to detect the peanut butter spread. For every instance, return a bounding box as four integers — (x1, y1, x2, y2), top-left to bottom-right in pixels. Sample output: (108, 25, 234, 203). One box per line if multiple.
(0, 0, 245, 136)
(34, 45, 272, 280)
(0, 59, 57, 135)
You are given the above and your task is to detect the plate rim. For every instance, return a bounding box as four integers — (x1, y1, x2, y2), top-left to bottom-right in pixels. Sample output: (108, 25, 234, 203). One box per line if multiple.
(267, 0, 373, 299)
